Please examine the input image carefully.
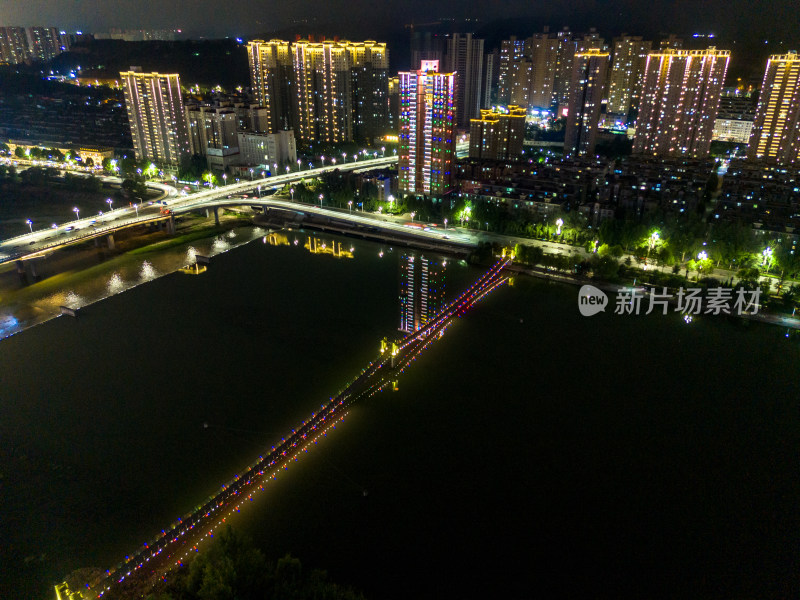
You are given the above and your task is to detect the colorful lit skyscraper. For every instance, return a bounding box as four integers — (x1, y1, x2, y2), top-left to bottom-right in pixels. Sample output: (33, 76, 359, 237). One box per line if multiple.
(399, 253, 446, 333)
(121, 68, 191, 165)
(747, 52, 800, 165)
(634, 47, 730, 157)
(564, 49, 610, 157)
(398, 60, 456, 196)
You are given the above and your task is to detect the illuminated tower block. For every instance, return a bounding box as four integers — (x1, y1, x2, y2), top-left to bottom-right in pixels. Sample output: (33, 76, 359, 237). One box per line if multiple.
(634, 47, 730, 157)
(398, 60, 457, 196)
(747, 52, 800, 165)
(564, 49, 610, 157)
(121, 68, 191, 165)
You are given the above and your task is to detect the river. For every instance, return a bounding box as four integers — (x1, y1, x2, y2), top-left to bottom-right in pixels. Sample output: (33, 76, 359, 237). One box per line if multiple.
(0, 227, 798, 599)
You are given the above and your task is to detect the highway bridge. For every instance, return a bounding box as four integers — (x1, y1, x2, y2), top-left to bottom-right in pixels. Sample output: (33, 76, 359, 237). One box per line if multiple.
(64, 257, 511, 600)
(1, 156, 398, 266)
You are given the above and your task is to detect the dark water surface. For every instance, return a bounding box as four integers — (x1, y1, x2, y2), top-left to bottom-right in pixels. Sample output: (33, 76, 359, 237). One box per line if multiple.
(1, 230, 798, 599)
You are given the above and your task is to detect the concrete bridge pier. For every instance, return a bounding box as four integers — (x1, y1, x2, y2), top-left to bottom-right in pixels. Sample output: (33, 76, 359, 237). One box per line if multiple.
(213, 207, 220, 226)
(167, 215, 176, 234)
(107, 234, 115, 250)
(15, 260, 25, 275)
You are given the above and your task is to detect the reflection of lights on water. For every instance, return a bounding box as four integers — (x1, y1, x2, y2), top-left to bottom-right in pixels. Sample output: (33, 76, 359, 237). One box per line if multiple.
(187, 246, 197, 262)
(226, 230, 236, 239)
(0, 314, 19, 337)
(140, 261, 156, 281)
(65, 291, 83, 307)
(107, 272, 124, 294)
(253, 227, 265, 236)
(213, 238, 229, 251)
(263, 236, 267, 244)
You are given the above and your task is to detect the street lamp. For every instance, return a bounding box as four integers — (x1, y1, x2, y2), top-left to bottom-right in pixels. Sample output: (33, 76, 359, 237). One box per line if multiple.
(647, 231, 660, 259)
(697, 251, 708, 261)
(331, 158, 336, 166)
(555, 218, 564, 236)
(26, 218, 33, 232)
(106, 198, 113, 211)
(73, 207, 80, 220)
(342, 152, 347, 163)
(273, 163, 278, 174)
(319, 193, 323, 207)
(297, 159, 301, 171)
(411, 211, 416, 223)
(133, 203, 139, 217)
(348, 200, 353, 213)
(321, 156, 326, 167)
(286, 166, 290, 174)
(257, 185, 261, 198)
(249, 168, 254, 180)
(762, 247, 773, 266)
(444, 218, 448, 230)
(290, 187, 295, 200)
(381, 146, 385, 157)
(222, 173, 227, 185)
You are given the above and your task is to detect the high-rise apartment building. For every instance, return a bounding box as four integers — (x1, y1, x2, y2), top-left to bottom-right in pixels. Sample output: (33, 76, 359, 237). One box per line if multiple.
(498, 37, 527, 103)
(607, 35, 652, 119)
(26, 27, 67, 62)
(564, 49, 610, 157)
(634, 48, 730, 157)
(251, 39, 389, 143)
(0, 27, 30, 64)
(410, 31, 447, 72)
(121, 68, 191, 166)
(483, 50, 498, 108)
(553, 28, 577, 115)
(446, 33, 485, 127)
(247, 40, 296, 133)
(399, 253, 446, 333)
(389, 76, 400, 131)
(398, 60, 457, 196)
(527, 33, 559, 108)
(185, 105, 239, 156)
(469, 105, 526, 160)
(345, 41, 390, 143)
(0, 26, 68, 64)
(747, 52, 800, 165)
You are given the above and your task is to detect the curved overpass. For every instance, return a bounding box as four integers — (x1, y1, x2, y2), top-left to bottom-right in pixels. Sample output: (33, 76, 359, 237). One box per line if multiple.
(0, 156, 397, 265)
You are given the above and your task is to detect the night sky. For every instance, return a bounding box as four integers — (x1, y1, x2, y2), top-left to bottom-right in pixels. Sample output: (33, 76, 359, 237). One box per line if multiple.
(2, 0, 797, 40)
(2, 0, 799, 77)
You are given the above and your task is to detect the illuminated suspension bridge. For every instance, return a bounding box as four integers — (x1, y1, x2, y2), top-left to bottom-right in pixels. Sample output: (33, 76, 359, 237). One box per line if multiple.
(65, 258, 511, 600)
